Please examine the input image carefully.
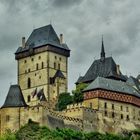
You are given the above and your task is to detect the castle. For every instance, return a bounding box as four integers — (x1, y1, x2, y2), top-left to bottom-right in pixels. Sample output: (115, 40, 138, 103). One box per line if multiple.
(0, 24, 140, 134)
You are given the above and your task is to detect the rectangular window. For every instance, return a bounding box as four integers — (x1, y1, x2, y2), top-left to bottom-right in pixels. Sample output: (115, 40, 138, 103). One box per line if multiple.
(42, 62, 44, 69)
(58, 63, 60, 70)
(126, 115, 129, 121)
(50, 77, 55, 84)
(104, 111, 107, 116)
(54, 62, 56, 69)
(89, 102, 92, 108)
(27, 95, 31, 103)
(6, 115, 10, 122)
(36, 64, 39, 70)
(112, 104, 114, 110)
(112, 112, 115, 118)
(38, 56, 41, 59)
(126, 107, 129, 112)
(121, 114, 123, 119)
(104, 102, 107, 109)
(120, 106, 123, 111)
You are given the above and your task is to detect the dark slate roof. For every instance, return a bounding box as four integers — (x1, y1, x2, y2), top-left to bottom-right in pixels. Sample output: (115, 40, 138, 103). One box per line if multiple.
(15, 24, 69, 54)
(54, 70, 65, 79)
(1, 85, 27, 108)
(126, 76, 140, 91)
(83, 77, 140, 98)
(76, 57, 127, 84)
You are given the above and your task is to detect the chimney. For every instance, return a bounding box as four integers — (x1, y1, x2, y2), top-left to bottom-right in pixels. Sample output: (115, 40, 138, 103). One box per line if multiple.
(22, 37, 26, 48)
(60, 34, 63, 44)
(116, 65, 120, 75)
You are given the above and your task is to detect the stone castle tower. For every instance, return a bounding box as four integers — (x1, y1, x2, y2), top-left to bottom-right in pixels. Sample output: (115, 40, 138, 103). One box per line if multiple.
(15, 24, 70, 105)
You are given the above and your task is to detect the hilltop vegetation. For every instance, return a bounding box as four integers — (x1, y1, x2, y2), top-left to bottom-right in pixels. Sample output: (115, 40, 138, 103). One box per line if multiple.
(0, 121, 140, 140)
(56, 83, 88, 111)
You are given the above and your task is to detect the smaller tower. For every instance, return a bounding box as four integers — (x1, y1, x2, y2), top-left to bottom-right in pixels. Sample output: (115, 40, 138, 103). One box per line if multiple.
(100, 36, 105, 61)
(0, 85, 27, 134)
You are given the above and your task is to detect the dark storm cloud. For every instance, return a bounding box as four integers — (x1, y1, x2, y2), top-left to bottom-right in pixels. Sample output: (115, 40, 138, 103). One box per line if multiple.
(0, 0, 140, 106)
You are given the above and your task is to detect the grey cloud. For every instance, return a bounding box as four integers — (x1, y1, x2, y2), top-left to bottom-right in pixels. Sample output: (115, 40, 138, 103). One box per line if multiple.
(51, 0, 83, 8)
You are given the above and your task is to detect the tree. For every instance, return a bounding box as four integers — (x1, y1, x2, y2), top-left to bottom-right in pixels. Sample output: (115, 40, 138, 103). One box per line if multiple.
(56, 92, 73, 111)
(72, 83, 88, 103)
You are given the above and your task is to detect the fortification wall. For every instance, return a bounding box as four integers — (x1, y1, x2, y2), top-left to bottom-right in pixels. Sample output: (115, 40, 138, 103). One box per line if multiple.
(20, 105, 44, 127)
(43, 105, 83, 130)
(62, 103, 84, 119)
(61, 103, 98, 131)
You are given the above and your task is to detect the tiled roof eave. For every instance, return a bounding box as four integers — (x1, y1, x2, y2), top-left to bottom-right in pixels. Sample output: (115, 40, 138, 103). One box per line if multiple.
(83, 88, 140, 99)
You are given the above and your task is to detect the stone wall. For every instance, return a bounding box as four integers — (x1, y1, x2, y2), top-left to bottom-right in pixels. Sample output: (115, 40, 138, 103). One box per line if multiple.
(18, 47, 68, 104)
(97, 98, 140, 133)
(0, 107, 21, 134)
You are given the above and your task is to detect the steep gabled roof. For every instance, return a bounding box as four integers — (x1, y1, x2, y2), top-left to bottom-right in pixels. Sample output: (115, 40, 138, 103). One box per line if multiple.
(1, 85, 27, 108)
(76, 57, 126, 84)
(15, 24, 70, 54)
(54, 70, 65, 79)
(83, 77, 140, 98)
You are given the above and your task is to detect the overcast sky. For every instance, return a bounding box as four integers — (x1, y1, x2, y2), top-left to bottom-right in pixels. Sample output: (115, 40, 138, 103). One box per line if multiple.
(0, 0, 140, 106)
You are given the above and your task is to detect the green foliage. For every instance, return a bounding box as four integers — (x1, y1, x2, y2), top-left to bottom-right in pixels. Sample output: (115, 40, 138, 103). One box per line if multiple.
(0, 129, 16, 140)
(1, 122, 140, 140)
(56, 83, 88, 111)
(72, 83, 88, 103)
(56, 92, 73, 111)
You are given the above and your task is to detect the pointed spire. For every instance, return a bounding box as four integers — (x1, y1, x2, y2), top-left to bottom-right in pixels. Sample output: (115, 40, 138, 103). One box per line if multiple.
(100, 35, 105, 61)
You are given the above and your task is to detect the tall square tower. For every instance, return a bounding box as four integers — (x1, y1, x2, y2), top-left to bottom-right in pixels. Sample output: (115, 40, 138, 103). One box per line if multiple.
(15, 25, 70, 105)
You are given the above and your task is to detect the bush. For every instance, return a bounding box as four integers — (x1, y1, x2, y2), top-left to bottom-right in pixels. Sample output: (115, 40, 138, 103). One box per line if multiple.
(0, 129, 16, 140)
(56, 92, 73, 111)
(0, 122, 137, 140)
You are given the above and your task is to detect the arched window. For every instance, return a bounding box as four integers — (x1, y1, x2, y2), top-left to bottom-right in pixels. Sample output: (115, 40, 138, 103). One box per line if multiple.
(28, 78, 31, 88)
(42, 62, 44, 69)
(36, 63, 39, 70)
(27, 95, 31, 102)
